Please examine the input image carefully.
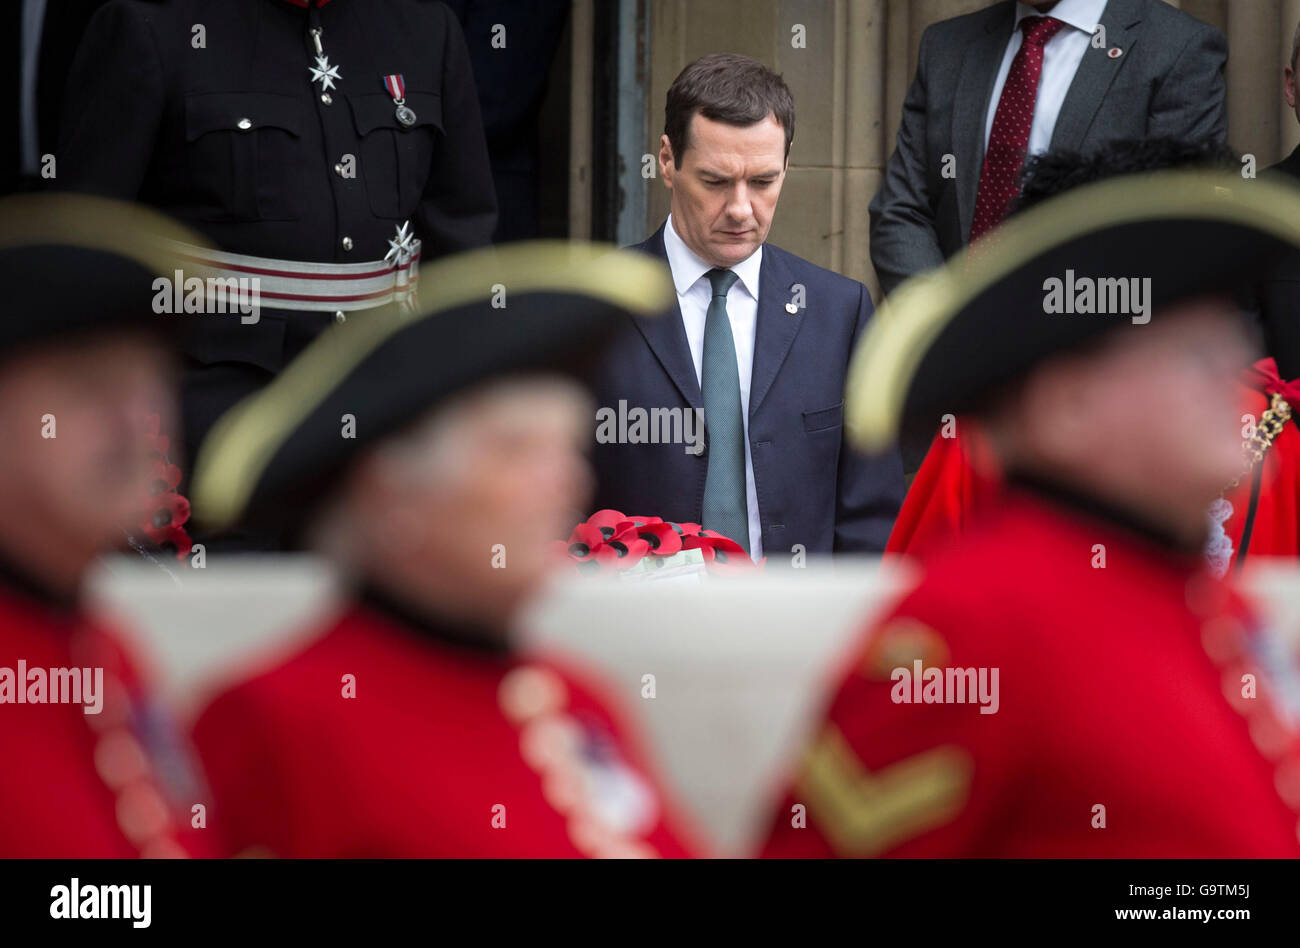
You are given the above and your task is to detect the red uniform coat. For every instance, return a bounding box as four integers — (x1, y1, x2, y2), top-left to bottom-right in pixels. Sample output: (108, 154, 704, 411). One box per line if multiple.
(192, 603, 697, 857)
(0, 582, 208, 858)
(763, 485, 1300, 857)
(889, 359, 1300, 571)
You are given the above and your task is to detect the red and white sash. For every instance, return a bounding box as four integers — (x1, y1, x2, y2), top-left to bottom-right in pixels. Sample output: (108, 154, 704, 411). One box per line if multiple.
(165, 242, 420, 312)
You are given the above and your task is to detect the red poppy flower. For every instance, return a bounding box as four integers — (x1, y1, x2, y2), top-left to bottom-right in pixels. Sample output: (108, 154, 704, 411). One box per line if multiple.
(565, 522, 607, 559)
(136, 413, 194, 561)
(561, 512, 757, 572)
(683, 530, 750, 565)
(144, 492, 191, 534)
(147, 457, 183, 494)
(585, 509, 628, 540)
(604, 519, 644, 546)
(597, 534, 650, 566)
(152, 523, 193, 558)
(634, 520, 682, 556)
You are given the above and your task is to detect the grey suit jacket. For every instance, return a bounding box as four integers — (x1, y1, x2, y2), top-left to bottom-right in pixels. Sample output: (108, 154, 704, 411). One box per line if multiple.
(869, 0, 1228, 297)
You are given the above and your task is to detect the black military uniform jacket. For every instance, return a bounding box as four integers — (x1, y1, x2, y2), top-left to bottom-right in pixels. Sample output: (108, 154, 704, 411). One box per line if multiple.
(56, 0, 497, 373)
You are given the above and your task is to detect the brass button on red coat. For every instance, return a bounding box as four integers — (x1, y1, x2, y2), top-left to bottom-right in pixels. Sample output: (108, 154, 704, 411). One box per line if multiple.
(1275, 757, 1300, 809)
(1200, 616, 1246, 664)
(94, 730, 149, 789)
(499, 666, 567, 724)
(1248, 711, 1289, 760)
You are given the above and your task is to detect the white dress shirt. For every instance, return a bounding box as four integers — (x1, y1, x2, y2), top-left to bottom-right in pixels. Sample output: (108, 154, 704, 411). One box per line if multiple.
(983, 0, 1109, 157)
(662, 214, 763, 560)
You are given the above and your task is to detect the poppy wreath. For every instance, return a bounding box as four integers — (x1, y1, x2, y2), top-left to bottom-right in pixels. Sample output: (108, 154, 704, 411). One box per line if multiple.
(555, 509, 757, 573)
(139, 413, 193, 559)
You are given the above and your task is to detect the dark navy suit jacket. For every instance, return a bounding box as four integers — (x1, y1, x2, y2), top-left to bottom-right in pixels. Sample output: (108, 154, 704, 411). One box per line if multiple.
(589, 224, 904, 555)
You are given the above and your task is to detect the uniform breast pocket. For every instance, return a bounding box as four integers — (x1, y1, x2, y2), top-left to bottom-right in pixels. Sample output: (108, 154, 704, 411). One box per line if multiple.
(803, 402, 844, 433)
(183, 92, 305, 222)
(346, 91, 444, 219)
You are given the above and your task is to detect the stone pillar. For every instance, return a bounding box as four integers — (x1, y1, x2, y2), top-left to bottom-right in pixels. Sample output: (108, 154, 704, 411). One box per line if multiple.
(884, 0, 911, 154)
(1228, 0, 1282, 163)
(770, 0, 841, 270)
(843, 0, 887, 292)
(569, 0, 594, 239)
(1181, 0, 1226, 34)
(1281, 0, 1300, 158)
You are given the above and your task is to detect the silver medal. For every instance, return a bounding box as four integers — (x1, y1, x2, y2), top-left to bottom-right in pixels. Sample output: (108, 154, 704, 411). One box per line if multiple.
(394, 99, 417, 127)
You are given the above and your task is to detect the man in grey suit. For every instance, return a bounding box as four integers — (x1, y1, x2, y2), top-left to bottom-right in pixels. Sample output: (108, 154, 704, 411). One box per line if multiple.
(869, 0, 1227, 299)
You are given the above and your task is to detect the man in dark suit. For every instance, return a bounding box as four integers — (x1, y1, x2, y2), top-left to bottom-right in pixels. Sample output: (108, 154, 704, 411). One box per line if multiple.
(869, 0, 1228, 298)
(590, 54, 904, 559)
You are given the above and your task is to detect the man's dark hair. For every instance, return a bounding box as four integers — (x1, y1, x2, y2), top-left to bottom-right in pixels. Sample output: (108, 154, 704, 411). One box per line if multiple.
(1015, 137, 1240, 213)
(663, 54, 795, 166)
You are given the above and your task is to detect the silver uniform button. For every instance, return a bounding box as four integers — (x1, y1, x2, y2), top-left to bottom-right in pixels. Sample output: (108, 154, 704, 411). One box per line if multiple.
(236, 118, 252, 130)
(341, 236, 353, 251)
(334, 163, 343, 176)
(334, 311, 346, 323)
(321, 93, 333, 105)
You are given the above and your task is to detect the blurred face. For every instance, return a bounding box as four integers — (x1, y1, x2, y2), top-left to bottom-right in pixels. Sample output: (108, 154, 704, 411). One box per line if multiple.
(351, 376, 593, 632)
(0, 333, 175, 594)
(660, 112, 787, 268)
(1000, 297, 1256, 544)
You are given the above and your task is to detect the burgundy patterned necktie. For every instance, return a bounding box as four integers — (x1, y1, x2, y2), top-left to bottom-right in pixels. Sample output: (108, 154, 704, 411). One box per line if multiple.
(970, 15, 1067, 242)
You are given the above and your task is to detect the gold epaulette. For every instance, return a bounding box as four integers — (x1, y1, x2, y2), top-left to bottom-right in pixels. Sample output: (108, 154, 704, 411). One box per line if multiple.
(1225, 392, 1293, 492)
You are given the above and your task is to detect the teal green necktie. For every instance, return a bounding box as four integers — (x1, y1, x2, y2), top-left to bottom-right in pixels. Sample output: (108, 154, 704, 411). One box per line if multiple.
(701, 268, 750, 555)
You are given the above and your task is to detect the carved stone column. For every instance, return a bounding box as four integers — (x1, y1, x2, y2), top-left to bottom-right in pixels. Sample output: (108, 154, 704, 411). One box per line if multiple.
(1281, 0, 1300, 158)
(1227, 0, 1281, 163)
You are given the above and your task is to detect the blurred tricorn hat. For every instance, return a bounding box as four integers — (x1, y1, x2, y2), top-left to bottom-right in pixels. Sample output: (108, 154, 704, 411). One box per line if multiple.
(190, 240, 676, 533)
(847, 171, 1300, 453)
(0, 193, 214, 355)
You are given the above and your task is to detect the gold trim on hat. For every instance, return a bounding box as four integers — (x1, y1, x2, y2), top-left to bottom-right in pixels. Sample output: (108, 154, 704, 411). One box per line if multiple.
(846, 171, 1300, 452)
(190, 241, 675, 530)
(0, 192, 214, 272)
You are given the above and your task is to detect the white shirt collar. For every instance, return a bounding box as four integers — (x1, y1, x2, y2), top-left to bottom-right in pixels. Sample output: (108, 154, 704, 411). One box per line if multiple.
(1013, 0, 1107, 35)
(664, 214, 763, 300)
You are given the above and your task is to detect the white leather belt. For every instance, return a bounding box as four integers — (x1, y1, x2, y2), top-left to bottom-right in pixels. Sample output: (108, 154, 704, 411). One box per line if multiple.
(166, 240, 421, 313)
